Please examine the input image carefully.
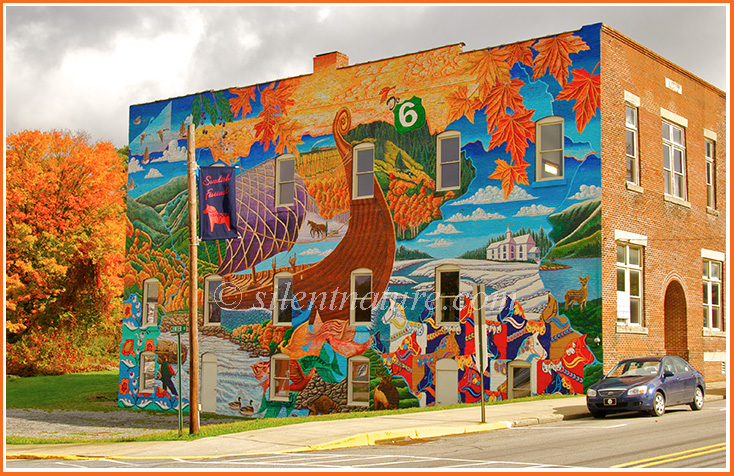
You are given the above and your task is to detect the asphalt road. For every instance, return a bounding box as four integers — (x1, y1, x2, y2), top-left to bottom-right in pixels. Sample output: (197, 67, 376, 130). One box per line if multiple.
(6, 399, 727, 469)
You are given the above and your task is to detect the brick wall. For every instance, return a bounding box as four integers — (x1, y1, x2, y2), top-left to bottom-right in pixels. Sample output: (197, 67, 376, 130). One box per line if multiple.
(599, 25, 726, 382)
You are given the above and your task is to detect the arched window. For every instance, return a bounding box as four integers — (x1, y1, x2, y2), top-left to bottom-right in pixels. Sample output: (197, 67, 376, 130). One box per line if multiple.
(275, 153, 296, 207)
(350, 268, 373, 325)
(141, 278, 159, 328)
(352, 143, 374, 199)
(270, 353, 290, 401)
(535, 116, 564, 181)
(347, 356, 370, 407)
(204, 275, 222, 326)
(436, 130, 461, 191)
(435, 264, 461, 325)
(273, 272, 294, 326)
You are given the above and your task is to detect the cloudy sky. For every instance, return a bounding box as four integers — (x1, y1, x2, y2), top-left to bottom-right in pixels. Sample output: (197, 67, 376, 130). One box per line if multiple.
(4, 3, 728, 148)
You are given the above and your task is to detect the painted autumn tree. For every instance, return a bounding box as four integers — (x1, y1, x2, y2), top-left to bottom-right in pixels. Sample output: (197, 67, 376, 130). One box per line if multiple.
(6, 130, 126, 375)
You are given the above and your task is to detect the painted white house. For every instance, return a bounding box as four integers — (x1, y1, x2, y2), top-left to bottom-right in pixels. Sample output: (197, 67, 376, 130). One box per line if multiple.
(487, 226, 540, 262)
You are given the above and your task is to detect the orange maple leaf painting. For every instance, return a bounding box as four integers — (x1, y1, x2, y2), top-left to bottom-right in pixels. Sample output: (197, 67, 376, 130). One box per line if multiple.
(447, 85, 479, 124)
(467, 47, 512, 100)
(555, 68, 600, 133)
(488, 156, 531, 199)
(229, 86, 256, 119)
(487, 108, 536, 164)
(481, 78, 526, 134)
(505, 40, 535, 69)
(532, 33, 590, 88)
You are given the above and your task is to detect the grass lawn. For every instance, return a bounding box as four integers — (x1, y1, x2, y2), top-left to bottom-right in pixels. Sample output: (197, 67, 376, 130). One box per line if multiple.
(6, 371, 579, 445)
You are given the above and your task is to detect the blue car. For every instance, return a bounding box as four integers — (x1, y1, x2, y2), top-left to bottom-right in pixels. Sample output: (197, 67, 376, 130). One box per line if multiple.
(586, 356, 705, 418)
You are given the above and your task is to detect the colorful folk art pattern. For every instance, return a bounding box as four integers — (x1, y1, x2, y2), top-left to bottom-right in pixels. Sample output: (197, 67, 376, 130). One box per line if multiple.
(120, 23, 604, 416)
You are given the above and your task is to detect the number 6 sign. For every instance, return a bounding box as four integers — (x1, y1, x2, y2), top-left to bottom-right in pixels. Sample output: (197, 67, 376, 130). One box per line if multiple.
(394, 96, 426, 134)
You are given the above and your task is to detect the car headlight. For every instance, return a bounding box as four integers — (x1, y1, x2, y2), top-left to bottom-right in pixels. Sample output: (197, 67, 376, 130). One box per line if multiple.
(627, 385, 648, 396)
(587, 388, 597, 397)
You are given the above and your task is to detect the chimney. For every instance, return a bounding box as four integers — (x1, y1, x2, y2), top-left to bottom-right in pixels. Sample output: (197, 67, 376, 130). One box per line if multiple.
(313, 51, 349, 73)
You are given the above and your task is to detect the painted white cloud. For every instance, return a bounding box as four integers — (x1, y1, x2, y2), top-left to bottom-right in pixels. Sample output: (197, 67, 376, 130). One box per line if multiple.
(154, 140, 187, 162)
(128, 158, 144, 174)
(450, 185, 537, 205)
(570, 184, 601, 200)
(446, 208, 505, 222)
(144, 168, 163, 179)
(426, 223, 461, 235)
(514, 204, 555, 217)
(417, 238, 431, 243)
(427, 238, 453, 248)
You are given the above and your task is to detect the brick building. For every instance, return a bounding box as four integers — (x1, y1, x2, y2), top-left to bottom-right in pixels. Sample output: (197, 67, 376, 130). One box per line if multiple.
(599, 25, 726, 381)
(119, 23, 725, 418)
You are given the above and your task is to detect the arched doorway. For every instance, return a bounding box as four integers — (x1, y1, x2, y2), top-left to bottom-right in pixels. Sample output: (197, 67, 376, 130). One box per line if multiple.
(664, 280, 688, 360)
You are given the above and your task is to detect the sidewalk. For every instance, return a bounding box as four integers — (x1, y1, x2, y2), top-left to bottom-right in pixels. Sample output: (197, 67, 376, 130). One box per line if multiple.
(6, 382, 726, 461)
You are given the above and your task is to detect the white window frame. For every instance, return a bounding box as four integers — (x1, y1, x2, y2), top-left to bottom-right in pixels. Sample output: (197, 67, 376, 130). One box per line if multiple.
(139, 351, 157, 395)
(352, 143, 375, 200)
(273, 272, 294, 327)
(705, 138, 716, 210)
(270, 354, 290, 401)
(662, 120, 687, 201)
(275, 153, 296, 207)
(350, 268, 373, 325)
(142, 278, 159, 329)
(204, 275, 222, 326)
(436, 130, 461, 192)
(616, 242, 644, 327)
(435, 264, 461, 325)
(535, 116, 564, 181)
(347, 356, 370, 407)
(703, 259, 723, 331)
(625, 104, 640, 185)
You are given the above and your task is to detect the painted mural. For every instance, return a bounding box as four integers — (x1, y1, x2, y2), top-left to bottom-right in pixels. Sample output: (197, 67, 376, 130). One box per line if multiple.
(120, 23, 604, 417)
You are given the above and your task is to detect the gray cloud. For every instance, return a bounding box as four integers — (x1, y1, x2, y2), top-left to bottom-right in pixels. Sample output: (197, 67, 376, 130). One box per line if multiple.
(4, 4, 726, 147)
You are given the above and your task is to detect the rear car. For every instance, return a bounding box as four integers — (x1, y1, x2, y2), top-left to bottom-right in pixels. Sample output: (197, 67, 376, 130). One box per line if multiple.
(586, 356, 705, 418)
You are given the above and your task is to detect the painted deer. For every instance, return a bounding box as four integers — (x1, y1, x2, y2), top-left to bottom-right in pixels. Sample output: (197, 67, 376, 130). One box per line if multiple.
(564, 275, 590, 312)
(202, 205, 231, 233)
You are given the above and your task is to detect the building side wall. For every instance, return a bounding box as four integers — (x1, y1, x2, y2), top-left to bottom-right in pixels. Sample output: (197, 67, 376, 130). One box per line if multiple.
(599, 26, 726, 382)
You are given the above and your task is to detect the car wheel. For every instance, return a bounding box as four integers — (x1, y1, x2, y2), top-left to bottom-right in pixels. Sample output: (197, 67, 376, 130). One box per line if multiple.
(590, 409, 606, 419)
(648, 391, 665, 417)
(690, 387, 704, 411)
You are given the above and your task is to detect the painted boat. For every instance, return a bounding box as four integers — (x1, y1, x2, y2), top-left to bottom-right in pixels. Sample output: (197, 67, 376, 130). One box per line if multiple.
(221, 107, 396, 323)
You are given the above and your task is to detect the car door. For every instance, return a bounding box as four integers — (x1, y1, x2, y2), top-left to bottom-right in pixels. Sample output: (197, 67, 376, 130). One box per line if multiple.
(671, 356, 697, 405)
(660, 357, 683, 405)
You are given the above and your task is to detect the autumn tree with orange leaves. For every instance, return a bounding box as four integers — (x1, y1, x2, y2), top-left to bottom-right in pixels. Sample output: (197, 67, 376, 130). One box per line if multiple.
(6, 130, 126, 375)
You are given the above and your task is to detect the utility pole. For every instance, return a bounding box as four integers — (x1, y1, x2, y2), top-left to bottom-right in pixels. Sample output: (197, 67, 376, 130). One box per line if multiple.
(186, 123, 200, 435)
(473, 283, 486, 423)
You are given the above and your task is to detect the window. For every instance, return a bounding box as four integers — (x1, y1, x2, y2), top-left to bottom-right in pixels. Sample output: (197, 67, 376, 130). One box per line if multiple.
(142, 278, 159, 328)
(273, 273, 294, 326)
(348, 356, 370, 406)
(662, 121, 687, 200)
(705, 139, 716, 209)
(626, 105, 639, 185)
(436, 131, 461, 191)
(350, 269, 373, 325)
(536, 116, 564, 181)
(140, 351, 157, 394)
(353, 143, 374, 199)
(204, 275, 222, 326)
(270, 354, 290, 401)
(436, 265, 461, 324)
(703, 259, 722, 331)
(276, 154, 296, 207)
(617, 243, 643, 326)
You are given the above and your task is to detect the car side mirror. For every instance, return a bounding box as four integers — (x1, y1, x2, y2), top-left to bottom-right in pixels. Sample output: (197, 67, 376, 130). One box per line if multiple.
(663, 370, 675, 378)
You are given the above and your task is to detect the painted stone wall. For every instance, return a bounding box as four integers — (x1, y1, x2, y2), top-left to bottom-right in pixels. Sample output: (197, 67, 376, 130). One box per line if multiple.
(119, 23, 604, 416)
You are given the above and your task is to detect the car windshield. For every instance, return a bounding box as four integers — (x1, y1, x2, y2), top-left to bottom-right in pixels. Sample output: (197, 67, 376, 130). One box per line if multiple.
(607, 360, 660, 378)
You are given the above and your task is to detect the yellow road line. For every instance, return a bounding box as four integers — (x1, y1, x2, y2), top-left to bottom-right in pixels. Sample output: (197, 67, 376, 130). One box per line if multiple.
(611, 442, 726, 468)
